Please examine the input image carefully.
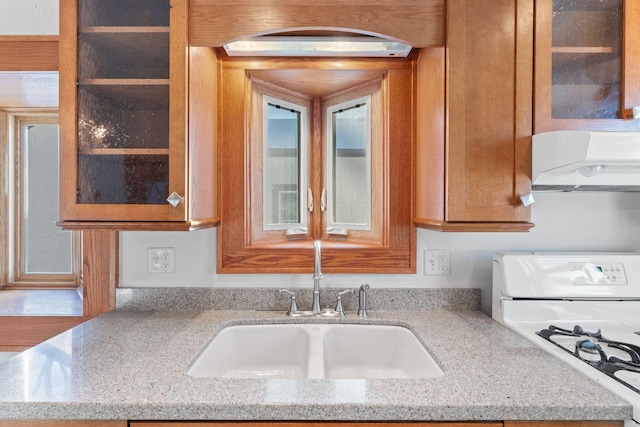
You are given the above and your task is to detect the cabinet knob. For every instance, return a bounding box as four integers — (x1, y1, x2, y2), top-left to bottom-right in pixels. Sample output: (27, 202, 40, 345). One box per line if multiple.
(624, 106, 640, 119)
(166, 192, 184, 207)
(520, 193, 535, 207)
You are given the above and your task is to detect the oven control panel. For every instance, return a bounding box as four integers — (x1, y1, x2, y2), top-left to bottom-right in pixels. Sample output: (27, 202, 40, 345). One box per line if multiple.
(568, 262, 628, 285)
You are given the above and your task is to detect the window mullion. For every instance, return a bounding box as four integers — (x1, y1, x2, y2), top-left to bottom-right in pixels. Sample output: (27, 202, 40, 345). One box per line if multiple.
(309, 97, 324, 240)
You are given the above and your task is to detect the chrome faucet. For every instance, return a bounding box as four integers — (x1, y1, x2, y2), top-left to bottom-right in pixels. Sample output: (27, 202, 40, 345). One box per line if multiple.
(311, 240, 323, 314)
(279, 240, 354, 317)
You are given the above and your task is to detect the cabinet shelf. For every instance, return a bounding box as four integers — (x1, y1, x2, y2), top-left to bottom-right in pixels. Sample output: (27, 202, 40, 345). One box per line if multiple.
(80, 79, 170, 85)
(552, 46, 614, 54)
(80, 26, 169, 34)
(79, 148, 170, 156)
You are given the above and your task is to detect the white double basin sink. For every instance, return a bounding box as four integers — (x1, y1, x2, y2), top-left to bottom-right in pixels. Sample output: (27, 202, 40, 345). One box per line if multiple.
(187, 323, 443, 379)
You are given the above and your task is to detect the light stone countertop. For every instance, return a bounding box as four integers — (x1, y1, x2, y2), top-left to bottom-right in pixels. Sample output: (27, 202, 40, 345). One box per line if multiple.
(0, 305, 633, 422)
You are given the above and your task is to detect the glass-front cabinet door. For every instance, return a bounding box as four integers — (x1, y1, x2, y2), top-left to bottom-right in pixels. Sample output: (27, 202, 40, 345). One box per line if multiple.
(534, 0, 640, 132)
(59, 0, 188, 224)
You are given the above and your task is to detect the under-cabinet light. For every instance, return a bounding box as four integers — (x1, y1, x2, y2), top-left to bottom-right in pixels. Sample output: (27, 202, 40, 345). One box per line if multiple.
(223, 36, 412, 57)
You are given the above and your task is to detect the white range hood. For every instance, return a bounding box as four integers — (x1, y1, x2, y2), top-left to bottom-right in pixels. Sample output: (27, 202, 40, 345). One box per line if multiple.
(532, 130, 640, 191)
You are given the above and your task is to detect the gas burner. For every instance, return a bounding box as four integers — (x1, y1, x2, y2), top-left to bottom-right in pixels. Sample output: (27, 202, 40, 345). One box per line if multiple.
(537, 325, 640, 394)
(538, 325, 602, 339)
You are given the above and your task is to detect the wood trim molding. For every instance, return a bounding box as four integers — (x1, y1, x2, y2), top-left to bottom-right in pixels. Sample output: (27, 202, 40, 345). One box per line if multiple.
(414, 219, 535, 232)
(82, 231, 119, 317)
(189, 1, 445, 48)
(0, 36, 58, 71)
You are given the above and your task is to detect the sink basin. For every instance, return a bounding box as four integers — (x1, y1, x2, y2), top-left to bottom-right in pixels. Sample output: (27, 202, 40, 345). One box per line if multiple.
(187, 323, 443, 379)
(320, 324, 443, 379)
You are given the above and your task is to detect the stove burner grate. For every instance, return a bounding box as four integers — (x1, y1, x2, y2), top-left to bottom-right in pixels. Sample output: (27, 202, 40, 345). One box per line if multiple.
(537, 325, 640, 394)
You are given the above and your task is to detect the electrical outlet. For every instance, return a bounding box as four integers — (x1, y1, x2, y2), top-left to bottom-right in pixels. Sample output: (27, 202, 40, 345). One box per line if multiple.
(424, 249, 451, 276)
(148, 247, 174, 273)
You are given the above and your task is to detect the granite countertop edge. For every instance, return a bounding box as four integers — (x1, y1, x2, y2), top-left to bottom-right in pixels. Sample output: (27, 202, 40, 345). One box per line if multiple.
(0, 289, 633, 421)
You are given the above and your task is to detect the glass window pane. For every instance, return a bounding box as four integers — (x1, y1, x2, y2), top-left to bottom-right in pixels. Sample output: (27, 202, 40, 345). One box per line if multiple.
(23, 124, 73, 274)
(264, 99, 306, 229)
(329, 98, 371, 229)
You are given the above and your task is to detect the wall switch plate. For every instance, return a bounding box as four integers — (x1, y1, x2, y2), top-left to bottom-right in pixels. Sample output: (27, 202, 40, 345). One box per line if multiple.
(424, 249, 451, 276)
(148, 247, 174, 273)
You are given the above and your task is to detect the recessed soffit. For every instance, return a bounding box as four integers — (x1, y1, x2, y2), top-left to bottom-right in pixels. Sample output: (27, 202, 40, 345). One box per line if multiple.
(248, 68, 386, 98)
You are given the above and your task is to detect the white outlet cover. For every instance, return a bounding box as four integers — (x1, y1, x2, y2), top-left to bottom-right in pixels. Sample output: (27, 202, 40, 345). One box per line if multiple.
(148, 247, 174, 273)
(424, 249, 450, 276)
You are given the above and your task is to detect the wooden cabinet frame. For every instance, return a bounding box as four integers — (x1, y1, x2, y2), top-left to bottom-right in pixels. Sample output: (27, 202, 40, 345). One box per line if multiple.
(534, 0, 640, 132)
(58, 0, 218, 230)
(415, 0, 534, 232)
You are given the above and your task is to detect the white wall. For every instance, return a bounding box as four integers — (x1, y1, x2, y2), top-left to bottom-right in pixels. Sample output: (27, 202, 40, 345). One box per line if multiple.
(120, 192, 640, 313)
(0, 0, 58, 35)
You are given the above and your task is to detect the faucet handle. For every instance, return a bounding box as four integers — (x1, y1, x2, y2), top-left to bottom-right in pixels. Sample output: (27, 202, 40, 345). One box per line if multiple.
(334, 289, 353, 316)
(278, 288, 298, 316)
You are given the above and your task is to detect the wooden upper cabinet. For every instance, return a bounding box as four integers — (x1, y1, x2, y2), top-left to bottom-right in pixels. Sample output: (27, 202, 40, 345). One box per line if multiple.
(415, 0, 535, 232)
(58, 0, 218, 230)
(534, 0, 640, 132)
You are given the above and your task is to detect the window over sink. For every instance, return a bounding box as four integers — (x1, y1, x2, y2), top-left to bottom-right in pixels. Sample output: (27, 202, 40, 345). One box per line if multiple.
(217, 57, 415, 274)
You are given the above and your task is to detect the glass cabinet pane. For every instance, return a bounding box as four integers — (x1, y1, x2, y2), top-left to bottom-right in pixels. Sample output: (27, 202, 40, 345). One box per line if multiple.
(74, 0, 172, 207)
(78, 32, 169, 80)
(77, 154, 169, 204)
(78, 85, 169, 150)
(551, 0, 622, 119)
(79, 0, 169, 27)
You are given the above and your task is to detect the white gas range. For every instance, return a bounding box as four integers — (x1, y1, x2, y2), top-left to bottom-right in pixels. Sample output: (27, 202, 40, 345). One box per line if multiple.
(492, 252, 640, 426)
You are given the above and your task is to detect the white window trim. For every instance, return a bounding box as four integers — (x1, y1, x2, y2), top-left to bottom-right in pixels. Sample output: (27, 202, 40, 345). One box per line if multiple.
(262, 95, 309, 232)
(325, 94, 372, 231)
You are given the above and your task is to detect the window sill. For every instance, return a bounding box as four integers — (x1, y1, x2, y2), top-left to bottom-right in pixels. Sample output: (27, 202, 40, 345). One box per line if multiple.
(0, 288, 83, 316)
(0, 289, 87, 351)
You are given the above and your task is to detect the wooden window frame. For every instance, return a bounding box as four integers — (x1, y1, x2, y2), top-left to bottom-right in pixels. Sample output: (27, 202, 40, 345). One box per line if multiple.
(250, 81, 312, 243)
(218, 58, 415, 274)
(1, 110, 81, 289)
(321, 82, 382, 244)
